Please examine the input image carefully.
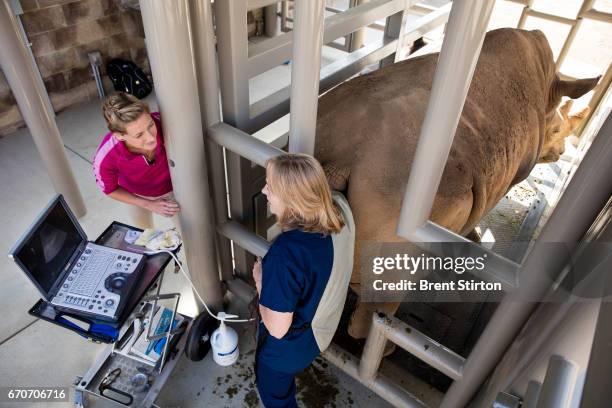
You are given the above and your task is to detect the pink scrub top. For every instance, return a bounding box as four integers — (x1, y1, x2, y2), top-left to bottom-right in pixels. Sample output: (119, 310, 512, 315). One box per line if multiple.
(93, 112, 173, 197)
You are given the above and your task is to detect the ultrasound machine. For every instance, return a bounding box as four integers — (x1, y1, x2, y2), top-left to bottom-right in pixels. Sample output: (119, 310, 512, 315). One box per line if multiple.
(9, 195, 145, 322)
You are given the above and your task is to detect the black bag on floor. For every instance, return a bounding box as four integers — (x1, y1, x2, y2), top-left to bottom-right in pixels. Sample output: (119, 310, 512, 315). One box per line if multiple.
(107, 59, 152, 99)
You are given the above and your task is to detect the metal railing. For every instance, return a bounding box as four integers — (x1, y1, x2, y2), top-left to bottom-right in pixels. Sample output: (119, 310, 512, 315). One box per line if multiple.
(140, 0, 611, 407)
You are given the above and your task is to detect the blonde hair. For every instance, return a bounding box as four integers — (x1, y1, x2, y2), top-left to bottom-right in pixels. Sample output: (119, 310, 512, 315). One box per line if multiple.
(102, 92, 150, 134)
(266, 153, 344, 235)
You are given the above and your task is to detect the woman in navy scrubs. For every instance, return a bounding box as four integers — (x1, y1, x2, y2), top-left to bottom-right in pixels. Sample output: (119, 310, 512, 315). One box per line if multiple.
(252, 153, 345, 408)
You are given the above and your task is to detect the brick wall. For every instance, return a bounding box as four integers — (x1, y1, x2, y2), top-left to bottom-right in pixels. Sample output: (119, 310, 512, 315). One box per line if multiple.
(0, 0, 148, 136)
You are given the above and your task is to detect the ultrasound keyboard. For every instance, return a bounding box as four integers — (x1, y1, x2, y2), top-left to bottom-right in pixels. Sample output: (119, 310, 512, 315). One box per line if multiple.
(51, 243, 144, 321)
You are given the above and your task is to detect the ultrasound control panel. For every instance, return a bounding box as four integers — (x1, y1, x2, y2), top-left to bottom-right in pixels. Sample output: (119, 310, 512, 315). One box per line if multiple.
(50, 243, 144, 320)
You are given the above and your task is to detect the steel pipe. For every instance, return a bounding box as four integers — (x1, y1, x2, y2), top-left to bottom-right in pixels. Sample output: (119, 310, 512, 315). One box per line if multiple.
(0, 0, 86, 217)
(208, 123, 284, 167)
(217, 220, 271, 258)
(440, 110, 612, 408)
(358, 313, 389, 383)
(140, 0, 223, 310)
(523, 381, 542, 408)
(536, 356, 578, 408)
(189, 0, 234, 284)
(288, 0, 325, 155)
(396, 0, 495, 238)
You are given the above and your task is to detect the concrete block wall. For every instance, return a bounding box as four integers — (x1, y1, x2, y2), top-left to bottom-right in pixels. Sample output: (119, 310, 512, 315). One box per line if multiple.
(0, 0, 148, 136)
(0, 0, 265, 136)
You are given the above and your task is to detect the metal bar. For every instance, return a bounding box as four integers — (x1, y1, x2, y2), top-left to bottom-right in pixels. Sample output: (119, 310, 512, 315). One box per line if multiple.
(216, 0, 250, 127)
(348, 0, 369, 52)
(140, 0, 223, 310)
(396, 0, 495, 238)
(379, 7, 405, 67)
(288, 0, 325, 155)
(248, 0, 405, 78)
(217, 220, 271, 258)
(323, 344, 429, 408)
(326, 6, 344, 14)
(506, 0, 531, 5)
(280, 0, 288, 32)
(360, 313, 465, 382)
(383, 315, 465, 380)
(190, 0, 235, 284)
(216, 0, 261, 277)
(578, 61, 612, 136)
(536, 356, 578, 408)
(582, 8, 612, 23)
(580, 298, 612, 407)
(396, 2, 452, 62)
(225, 277, 257, 304)
(0, 0, 86, 217)
(264, 3, 279, 37)
(556, 0, 595, 69)
(517, 0, 534, 28)
(248, 38, 398, 134)
(409, 221, 519, 291)
(525, 9, 576, 25)
(358, 313, 388, 383)
(209, 122, 284, 166)
(440, 113, 612, 408)
(248, 0, 279, 12)
(523, 381, 542, 408)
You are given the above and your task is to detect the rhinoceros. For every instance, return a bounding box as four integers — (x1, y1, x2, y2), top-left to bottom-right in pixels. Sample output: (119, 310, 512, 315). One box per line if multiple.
(313, 28, 599, 339)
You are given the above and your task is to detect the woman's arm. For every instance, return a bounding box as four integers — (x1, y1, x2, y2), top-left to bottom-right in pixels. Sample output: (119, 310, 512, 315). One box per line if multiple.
(253, 257, 294, 339)
(259, 305, 293, 339)
(108, 188, 180, 217)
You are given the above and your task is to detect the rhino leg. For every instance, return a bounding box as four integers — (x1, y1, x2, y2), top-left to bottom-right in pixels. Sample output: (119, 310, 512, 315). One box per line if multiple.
(465, 228, 482, 243)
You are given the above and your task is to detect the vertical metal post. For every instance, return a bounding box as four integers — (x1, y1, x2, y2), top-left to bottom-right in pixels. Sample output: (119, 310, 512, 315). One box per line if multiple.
(358, 313, 387, 383)
(215, 0, 262, 277)
(190, 0, 234, 284)
(580, 299, 612, 407)
(396, 0, 495, 238)
(348, 0, 369, 52)
(536, 356, 578, 408)
(380, 9, 405, 67)
(264, 2, 279, 37)
(139, 0, 223, 310)
(517, 0, 534, 28)
(288, 0, 325, 155)
(0, 0, 86, 217)
(523, 381, 542, 408)
(440, 114, 612, 408)
(556, 0, 595, 69)
(280, 1, 289, 32)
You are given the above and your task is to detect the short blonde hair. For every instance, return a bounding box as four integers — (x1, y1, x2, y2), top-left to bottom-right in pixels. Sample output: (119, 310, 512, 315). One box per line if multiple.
(102, 92, 150, 134)
(266, 153, 344, 235)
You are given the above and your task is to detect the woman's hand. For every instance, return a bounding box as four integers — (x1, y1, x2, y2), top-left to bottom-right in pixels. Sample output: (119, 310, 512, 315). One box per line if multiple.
(253, 257, 262, 294)
(145, 197, 180, 217)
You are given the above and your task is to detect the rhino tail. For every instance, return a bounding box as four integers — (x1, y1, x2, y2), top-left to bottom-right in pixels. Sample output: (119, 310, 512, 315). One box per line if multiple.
(323, 163, 350, 192)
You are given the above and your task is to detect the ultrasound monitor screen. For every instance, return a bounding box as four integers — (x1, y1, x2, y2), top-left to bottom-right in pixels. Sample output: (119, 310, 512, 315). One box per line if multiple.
(13, 198, 85, 298)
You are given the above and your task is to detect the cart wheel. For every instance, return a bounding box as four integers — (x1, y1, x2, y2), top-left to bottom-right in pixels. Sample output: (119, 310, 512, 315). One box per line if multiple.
(185, 311, 216, 361)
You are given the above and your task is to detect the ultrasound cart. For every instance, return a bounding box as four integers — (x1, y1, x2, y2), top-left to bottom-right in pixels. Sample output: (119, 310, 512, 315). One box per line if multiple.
(28, 222, 216, 408)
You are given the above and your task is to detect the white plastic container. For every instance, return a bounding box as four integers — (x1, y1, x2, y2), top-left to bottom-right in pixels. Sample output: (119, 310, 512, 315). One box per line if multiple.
(211, 313, 239, 366)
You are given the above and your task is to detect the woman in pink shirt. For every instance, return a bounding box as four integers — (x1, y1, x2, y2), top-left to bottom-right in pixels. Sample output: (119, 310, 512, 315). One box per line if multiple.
(93, 92, 179, 228)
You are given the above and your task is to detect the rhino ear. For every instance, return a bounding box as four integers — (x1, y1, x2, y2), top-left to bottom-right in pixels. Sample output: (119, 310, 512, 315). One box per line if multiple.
(556, 76, 600, 99)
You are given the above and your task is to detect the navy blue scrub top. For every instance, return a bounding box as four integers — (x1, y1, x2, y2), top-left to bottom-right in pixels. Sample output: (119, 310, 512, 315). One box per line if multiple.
(258, 228, 334, 373)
